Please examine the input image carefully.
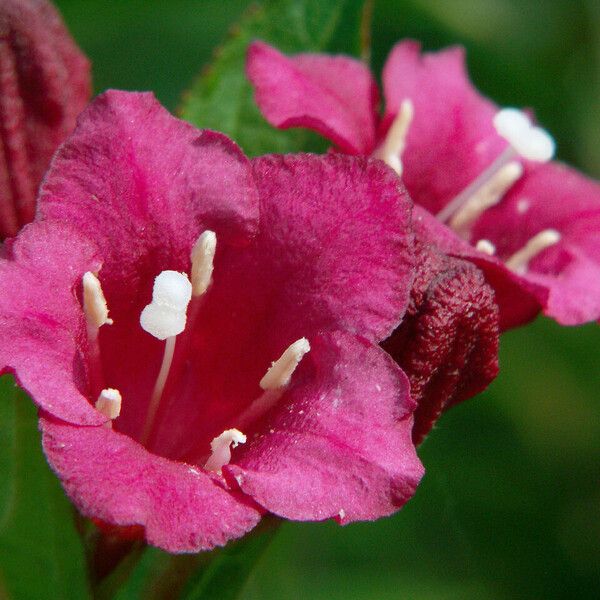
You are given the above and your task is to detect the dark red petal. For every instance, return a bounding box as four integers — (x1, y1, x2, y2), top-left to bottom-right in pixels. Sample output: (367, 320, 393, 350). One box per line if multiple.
(383, 236, 499, 444)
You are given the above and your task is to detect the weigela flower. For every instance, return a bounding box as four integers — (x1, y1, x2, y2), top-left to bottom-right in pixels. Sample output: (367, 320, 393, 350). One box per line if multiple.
(247, 40, 600, 329)
(0, 0, 91, 239)
(0, 91, 423, 552)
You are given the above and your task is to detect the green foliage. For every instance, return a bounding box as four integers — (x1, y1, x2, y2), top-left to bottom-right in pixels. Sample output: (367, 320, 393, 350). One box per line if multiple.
(179, 0, 368, 156)
(0, 376, 89, 600)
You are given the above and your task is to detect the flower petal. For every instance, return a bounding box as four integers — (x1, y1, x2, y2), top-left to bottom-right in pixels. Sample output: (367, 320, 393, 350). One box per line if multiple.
(381, 40, 506, 215)
(247, 41, 379, 154)
(0, 221, 104, 425)
(225, 332, 423, 523)
(472, 162, 600, 325)
(40, 414, 262, 553)
(39, 90, 259, 315)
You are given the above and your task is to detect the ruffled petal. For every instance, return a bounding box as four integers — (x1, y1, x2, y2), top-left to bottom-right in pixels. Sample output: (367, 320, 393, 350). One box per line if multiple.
(247, 41, 379, 154)
(39, 90, 259, 315)
(0, 221, 104, 425)
(225, 332, 423, 523)
(472, 162, 600, 325)
(40, 415, 262, 553)
(381, 40, 506, 215)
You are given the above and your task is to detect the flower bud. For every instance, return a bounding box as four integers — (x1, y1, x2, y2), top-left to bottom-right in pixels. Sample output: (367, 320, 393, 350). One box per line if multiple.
(0, 0, 91, 238)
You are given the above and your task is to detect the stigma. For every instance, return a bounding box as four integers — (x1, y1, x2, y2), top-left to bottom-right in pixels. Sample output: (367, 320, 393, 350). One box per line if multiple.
(493, 108, 555, 163)
(140, 270, 192, 340)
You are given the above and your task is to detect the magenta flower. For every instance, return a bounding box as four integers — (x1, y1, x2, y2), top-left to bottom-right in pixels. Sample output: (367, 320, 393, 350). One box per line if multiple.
(0, 91, 422, 552)
(0, 0, 91, 238)
(247, 40, 600, 329)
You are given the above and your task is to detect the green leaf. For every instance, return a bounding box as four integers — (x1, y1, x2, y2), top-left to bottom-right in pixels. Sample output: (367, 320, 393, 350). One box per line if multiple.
(0, 376, 90, 600)
(177, 521, 279, 600)
(179, 0, 370, 156)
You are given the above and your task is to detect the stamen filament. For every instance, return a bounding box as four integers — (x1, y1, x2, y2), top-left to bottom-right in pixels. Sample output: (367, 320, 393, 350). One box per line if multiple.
(505, 229, 561, 274)
(437, 146, 516, 223)
(141, 335, 176, 445)
(373, 99, 414, 175)
(450, 161, 523, 237)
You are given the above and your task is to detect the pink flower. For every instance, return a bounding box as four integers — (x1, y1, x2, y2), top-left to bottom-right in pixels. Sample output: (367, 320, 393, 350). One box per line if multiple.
(247, 40, 600, 329)
(0, 91, 422, 552)
(0, 0, 91, 238)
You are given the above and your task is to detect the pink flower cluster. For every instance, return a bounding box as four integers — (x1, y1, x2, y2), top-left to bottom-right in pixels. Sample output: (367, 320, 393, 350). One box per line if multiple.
(0, 3, 597, 555)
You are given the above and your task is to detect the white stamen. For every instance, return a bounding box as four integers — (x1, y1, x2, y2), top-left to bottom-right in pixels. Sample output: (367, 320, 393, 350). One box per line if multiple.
(373, 99, 414, 175)
(95, 388, 122, 420)
(204, 428, 246, 473)
(260, 338, 311, 390)
(437, 146, 516, 223)
(505, 229, 561, 273)
(191, 230, 217, 297)
(494, 108, 555, 162)
(475, 239, 496, 255)
(83, 272, 113, 328)
(140, 270, 192, 340)
(450, 161, 523, 237)
(235, 338, 311, 429)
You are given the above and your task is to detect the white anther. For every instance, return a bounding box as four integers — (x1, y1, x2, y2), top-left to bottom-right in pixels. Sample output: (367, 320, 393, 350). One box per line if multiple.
(191, 230, 217, 297)
(83, 272, 113, 328)
(140, 271, 192, 340)
(505, 229, 561, 273)
(204, 428, 247, 473)
(95, 388, 122, 419)
(374, 99, 414, 175)
(493, 108, 555, 162)
(475, 239, 496, 255)
(450, 161, 523, 236)
(260, 338, 311, 390)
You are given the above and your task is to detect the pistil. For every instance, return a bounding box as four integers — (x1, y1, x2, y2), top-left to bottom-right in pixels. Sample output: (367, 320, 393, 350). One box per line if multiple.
(140, 270, 192, 444)
(505, 229, 561, 274)
(373, 99, 414, 176)
(82, 271, 112, 396)
(437, 108, 555, 227)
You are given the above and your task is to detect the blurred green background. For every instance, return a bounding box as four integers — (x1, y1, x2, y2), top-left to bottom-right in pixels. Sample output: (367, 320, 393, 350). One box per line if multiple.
(24, 0, 600, 598)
